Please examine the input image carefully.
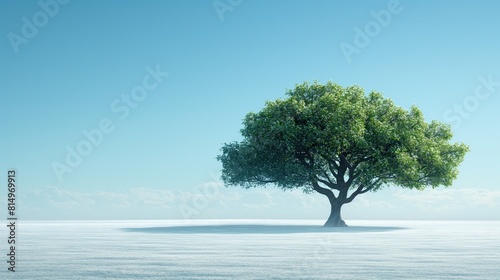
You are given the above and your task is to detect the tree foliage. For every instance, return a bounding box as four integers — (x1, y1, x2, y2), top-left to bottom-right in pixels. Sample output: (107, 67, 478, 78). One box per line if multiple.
(218, 82, 469, 226)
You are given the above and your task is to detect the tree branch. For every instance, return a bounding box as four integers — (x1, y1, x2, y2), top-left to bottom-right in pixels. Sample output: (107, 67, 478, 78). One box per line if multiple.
(337, 153, 351, 184)
(322, 171, 337, 186)
(358, 186, 373, 194)
(332, 159, 340, 170)
(345, 184, 373, 203)
(345, 165, 360, 187)
(340, 153, 353, 170)
(319, 153, 339, 178)
(312, 181, 336, 201)
(316, 177, 340, 191)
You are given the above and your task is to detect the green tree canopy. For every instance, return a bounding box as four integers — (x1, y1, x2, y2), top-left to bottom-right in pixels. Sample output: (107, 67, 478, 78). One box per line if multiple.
(218, 82, 469, 226)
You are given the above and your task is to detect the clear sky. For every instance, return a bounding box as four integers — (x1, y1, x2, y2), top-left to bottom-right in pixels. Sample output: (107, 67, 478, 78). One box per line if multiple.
(1, 0, 499, 220)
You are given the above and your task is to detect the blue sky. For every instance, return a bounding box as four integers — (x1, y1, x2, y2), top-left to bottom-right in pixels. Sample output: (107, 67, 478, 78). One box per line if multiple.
(1, 0, 499, 220)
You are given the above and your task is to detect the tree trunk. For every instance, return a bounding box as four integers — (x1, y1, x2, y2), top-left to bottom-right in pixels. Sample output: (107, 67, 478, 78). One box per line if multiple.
(324, 202, 347, 227)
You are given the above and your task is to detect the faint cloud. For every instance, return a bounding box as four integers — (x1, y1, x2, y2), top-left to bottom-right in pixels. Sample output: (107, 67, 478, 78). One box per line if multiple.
(129, 187, 176, 207)
(241, 189, 277, 209)
(45, 186, 98, 208)
(34, 186, 136, 209)
(353, 196, 395, 208)
(33, 181, 242, 212)
(394, 188, 500, 210)
(288, 190, 329, 208)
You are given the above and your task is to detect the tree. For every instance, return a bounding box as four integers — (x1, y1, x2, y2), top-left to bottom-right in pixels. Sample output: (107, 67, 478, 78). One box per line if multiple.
(217, 82, 469, 227)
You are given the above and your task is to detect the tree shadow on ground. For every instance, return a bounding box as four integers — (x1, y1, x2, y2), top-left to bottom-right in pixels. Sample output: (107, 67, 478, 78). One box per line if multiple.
(122, 224, 405, 234)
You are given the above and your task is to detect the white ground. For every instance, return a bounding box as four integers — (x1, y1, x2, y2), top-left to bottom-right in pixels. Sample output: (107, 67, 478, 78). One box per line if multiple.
(2, 220, 499, 279)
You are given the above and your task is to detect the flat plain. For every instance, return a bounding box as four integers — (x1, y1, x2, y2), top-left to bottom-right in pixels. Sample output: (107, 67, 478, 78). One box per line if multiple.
(2, 220, 499, 279)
